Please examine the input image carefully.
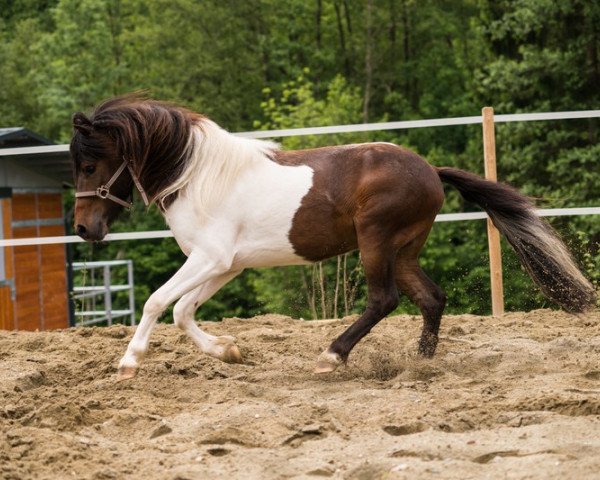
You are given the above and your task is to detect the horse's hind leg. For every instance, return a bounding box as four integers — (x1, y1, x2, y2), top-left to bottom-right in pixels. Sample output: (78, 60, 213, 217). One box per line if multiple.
(395, 234, 446, 357)
(315, 233, 400, 373)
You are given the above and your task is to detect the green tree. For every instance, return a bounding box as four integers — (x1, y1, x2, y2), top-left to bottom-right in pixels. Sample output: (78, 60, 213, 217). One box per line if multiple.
(2, 0, 597, 321)
(472, 0, 600, 308)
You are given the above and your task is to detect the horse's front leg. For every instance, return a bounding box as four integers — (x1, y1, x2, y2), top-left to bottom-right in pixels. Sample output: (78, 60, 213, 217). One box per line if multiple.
(117, 251, 232, 380)
(173, 270, 243, 362)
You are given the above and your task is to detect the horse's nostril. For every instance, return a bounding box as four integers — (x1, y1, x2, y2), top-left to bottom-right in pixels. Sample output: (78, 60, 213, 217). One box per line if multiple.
(76, 224, 87, 237)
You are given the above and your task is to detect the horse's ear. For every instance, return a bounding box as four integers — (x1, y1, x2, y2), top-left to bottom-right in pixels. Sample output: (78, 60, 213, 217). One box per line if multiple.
(72, 112, 92, 136)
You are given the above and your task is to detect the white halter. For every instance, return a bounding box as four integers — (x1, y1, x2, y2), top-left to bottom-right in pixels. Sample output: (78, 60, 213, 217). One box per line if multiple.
(75, 158, 149, 209)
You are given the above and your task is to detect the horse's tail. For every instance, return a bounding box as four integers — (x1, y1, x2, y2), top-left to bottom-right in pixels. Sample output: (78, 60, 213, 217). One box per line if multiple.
(436, 166, 597, 313)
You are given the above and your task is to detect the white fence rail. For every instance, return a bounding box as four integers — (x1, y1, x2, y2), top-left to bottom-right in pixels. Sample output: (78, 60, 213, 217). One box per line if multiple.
(0, 206, 599, 247)
(1, 110, 598, 155)
(0, 108, 598, 250)
(238, 110, 600, 138)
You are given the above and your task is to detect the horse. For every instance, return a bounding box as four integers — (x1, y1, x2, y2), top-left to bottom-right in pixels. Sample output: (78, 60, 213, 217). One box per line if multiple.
(70, 95, 597, 380)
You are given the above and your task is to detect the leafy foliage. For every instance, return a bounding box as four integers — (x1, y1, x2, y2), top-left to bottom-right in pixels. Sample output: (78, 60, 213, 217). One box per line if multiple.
(2, 0, 598, 321)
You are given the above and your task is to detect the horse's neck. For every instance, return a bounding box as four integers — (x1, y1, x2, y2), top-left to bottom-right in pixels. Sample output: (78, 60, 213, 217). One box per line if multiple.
(165, 122, 277, 217)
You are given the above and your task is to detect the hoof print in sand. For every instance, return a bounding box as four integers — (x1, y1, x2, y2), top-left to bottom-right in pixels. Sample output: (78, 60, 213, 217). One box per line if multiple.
(382, 422, 426, 436)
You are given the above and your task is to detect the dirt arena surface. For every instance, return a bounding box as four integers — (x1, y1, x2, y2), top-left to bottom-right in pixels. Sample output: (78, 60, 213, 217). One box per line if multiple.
(1, 309, 600, 480)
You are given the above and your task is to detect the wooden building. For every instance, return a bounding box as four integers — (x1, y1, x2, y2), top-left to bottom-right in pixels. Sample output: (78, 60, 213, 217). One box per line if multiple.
(0, 128, 73, 330)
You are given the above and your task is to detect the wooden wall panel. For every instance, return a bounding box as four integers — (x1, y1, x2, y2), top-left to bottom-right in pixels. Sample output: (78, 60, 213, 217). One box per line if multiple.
(12, 225, 41, 330)
(2, 193, 69, 331)
(12, 225, 37, 238)
(0, 199, 14, 330)
(37, 194, 63, 219)
(0, 286, 14, 330)
(3, 199, 13, 280)
(11, 194, 37, 221)
(40, 224, 68, 329)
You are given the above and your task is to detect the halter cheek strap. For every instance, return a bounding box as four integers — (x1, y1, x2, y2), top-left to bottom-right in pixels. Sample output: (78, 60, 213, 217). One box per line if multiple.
(75, 158, 149, 209)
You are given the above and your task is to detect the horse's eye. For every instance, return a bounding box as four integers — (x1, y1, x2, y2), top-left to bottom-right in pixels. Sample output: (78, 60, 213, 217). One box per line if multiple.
(83, 164, 96, 175)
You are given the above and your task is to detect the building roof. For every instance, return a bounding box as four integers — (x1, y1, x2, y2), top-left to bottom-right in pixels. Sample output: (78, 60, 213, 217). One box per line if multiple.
(0, 127, 55, 148)
(0, 128, 73, 186)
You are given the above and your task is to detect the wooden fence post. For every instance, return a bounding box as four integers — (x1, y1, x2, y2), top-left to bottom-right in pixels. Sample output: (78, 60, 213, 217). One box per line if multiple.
(482, 107, 504, 316)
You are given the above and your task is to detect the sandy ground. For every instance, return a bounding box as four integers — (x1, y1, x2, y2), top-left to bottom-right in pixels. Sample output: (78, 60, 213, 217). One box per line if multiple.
(1, 309, 600, 480)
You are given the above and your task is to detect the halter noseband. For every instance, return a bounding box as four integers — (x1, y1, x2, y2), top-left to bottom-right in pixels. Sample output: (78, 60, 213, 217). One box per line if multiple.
(75, 158, 149, 209)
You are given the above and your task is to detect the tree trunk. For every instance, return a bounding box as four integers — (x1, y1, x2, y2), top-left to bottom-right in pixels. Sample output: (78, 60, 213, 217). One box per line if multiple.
(301, 266, 318, 319)
(363, 0, 373, 122)
(401, 0, 410, 103)
(389, 0, 397, 44)
(334, 255, 341, 318)
(316, 0, 322, 49)
(334, 0, 350, 77)
(317, 263, 327, 318)
(343, 0, 353, 34)
(343, 253, 349, 316)
(106, 0, 123, 94)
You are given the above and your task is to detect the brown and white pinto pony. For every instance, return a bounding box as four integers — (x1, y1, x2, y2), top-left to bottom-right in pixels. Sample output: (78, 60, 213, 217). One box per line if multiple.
(71, 96, 597, 380)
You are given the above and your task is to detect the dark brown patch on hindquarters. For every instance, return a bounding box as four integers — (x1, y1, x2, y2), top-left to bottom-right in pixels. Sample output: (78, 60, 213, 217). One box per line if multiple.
(273, 144, 445, 262)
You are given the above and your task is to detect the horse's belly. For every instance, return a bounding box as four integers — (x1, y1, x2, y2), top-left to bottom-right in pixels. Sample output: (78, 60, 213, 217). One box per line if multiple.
(233, 243, 312, 268)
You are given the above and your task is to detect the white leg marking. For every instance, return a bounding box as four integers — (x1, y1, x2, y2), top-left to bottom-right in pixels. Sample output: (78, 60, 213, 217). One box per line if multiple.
(314, 349, 343, 374)
(173, 270, 243, 363)
(117, 251, 231, 379)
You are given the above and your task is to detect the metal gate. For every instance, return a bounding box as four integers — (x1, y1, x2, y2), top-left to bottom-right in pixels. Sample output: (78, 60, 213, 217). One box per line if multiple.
(71, 260, 136, 326)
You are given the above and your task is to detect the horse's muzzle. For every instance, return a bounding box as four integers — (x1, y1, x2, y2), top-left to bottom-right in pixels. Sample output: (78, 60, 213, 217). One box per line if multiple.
(75, 222, 108, 242)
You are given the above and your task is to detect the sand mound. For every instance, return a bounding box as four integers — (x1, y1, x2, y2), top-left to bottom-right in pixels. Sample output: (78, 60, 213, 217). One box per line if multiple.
(1, 309, 600, 479)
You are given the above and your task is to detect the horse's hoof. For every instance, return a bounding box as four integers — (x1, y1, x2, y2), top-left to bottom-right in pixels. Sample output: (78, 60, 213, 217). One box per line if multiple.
(418, 335, 438, 358)
(214, 336, 243, 364)
(116, 366, 137, 381)
(222, 344, 243, 364)
(314, 350, 342, 374)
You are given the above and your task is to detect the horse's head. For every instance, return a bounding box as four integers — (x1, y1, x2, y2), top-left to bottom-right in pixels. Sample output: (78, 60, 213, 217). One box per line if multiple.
(70, 111, 134, 241)
(70, 95, 203, 241)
